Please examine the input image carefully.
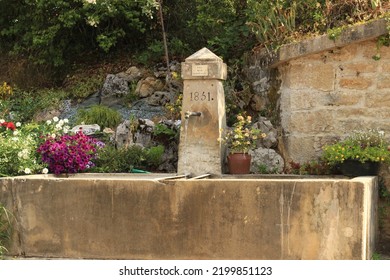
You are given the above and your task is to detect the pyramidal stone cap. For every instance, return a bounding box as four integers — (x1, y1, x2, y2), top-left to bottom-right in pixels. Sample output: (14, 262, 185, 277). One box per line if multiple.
(182, 48, 227, 80)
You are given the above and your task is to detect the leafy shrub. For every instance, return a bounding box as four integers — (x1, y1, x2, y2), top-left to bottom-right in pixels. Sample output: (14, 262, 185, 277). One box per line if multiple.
(91, 144, 164, 173)
(68, 75, 104, 100)
(246, 0, 387, 50)
(0, 0, 159, 67)
(37, 131, 104, 174)
(75, 105, 122, 129)
(322, 130, 390, 165)
(5, 88, 69, 123)
(144, 145, 165, 169)
(91, 144, 145, 173)
(153, 123, 177, 140)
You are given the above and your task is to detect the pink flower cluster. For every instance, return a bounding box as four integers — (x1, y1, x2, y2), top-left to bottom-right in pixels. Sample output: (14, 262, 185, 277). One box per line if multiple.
(37, 131, 104, 174)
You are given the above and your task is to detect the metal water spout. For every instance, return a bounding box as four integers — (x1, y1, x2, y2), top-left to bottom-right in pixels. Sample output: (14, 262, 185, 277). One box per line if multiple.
(185, 111, 202, 119)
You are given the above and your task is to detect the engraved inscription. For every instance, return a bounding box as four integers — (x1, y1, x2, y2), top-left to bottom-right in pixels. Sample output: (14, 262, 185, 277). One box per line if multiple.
(192, 65, 208, 76)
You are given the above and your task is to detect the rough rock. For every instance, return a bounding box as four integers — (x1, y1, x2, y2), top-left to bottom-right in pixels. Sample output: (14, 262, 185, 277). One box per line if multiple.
(135, 77, 164, 98)
(116, 66, 143, 82)
(115, 118, 155, 148)
(249, 147, 284, 174)
(253, 117, 278, 148)
(101, 74, 129, 97)
(114, 120, 134, 148)
(250, 94, 267, 112)
(71, 124, 101, 135)
(147, 91, 175, 106)
(100, 74, 130, 107)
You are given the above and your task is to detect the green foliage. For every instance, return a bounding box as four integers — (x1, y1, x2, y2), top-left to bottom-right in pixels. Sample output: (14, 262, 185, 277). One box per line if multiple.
(91, 143, 164, 173)
(0, 204, 12, 258)
(373, 15, 390, 60)
(144, 145, 165, 168)
(327, 26, 343, 41)
(75, 105, 122, 129)
(246, 0, 388, 50)
(287, 160, 332, 175)
(135, 40, 165, 65)
(164, 93, 182, 120)
(153, 123, 177, 140)
(187, 0, 254, 61)
(7, 88, 69, 122)
(0, 0, 159, 67)
(257, 163, 279, 174)
(67, 75, 104, 100)
(322, 130, 390, 165)
(246, 0, 296, 51)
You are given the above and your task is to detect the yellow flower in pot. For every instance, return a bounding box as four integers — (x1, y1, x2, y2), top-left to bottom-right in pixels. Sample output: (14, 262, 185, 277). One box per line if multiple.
(220, 113, 265, 174)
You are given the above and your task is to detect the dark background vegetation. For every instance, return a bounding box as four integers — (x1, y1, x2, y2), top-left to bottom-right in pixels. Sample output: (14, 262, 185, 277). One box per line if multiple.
(0, 0, 388, 89)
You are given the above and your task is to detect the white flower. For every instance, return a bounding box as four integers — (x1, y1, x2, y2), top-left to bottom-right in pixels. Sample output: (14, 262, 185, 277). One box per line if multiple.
(63, 127, 69, 134)
(16, 122, 21, 127)
(24, 168, 31, 174)
(13, 131, 19, 136)
(55, 123, 62, 130)
(42, 168, 49, 174)
(85, 0, 96, 4)
(53, 117, 59, 122)
(63, 119, 69, 123)
(58, 120, 64, 126)
(51, 133, 56, 138)
(46, 120, 52, 125)
(0, 119, 4, 124)
(18, 149, 29, 160)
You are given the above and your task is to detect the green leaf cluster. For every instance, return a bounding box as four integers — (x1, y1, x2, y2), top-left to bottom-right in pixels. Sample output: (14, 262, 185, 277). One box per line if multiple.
(90, 144, 164, 173)
(0, 0, 158, 67)
(75, 105, 122, 129)
(322, 130, 390, 165)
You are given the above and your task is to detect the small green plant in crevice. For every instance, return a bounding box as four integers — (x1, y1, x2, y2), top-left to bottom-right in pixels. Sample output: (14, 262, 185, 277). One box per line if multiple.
(144, 145, 165, 170)
(287, 160, 332, 175)
(257, 163, 279, 174)
(371, 252, 383, 260)
(0, 204, 12, 258)
(75, 105, 122, 130)
(164, 93, 182, 120)
(153, 123, 177, 141)
(327, 26, 343, 41)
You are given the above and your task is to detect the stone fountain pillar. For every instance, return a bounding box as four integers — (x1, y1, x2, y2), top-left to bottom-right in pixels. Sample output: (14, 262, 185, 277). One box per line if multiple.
(177, 48, 227, 176)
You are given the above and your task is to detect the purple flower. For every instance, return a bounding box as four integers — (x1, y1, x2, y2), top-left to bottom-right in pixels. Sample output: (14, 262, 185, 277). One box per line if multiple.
(37, 131, 104, 174)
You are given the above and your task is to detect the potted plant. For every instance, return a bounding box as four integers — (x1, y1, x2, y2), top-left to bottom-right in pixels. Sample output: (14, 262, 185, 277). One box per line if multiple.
(220, 113, 265, 174)
(322, 129, 390, 177)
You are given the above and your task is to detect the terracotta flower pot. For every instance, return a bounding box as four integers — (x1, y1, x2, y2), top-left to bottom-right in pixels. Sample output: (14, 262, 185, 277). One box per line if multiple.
(227, 153, 251, 174)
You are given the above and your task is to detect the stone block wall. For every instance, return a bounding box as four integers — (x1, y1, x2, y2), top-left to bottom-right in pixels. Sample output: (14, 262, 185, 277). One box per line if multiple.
(279, 39, 390, 162)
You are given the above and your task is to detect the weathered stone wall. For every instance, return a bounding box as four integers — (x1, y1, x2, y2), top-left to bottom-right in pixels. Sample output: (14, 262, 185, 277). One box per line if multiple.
(245, 19, 389, 166)
(279, 39, 390, 163)
(0, 174, 378, 260)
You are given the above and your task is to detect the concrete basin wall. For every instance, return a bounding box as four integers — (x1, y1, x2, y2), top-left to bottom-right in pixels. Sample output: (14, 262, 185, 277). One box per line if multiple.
(0, 174, 377, 259)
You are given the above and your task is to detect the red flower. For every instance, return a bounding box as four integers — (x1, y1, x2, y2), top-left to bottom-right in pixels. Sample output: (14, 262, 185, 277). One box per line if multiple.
(6, 122, 16, 131)
(1, 121, 16, 131)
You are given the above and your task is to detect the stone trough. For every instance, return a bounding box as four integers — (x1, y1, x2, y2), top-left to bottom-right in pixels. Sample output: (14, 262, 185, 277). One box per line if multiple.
(0, 174, 378, 260)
